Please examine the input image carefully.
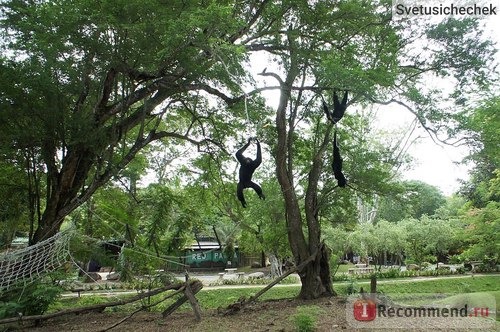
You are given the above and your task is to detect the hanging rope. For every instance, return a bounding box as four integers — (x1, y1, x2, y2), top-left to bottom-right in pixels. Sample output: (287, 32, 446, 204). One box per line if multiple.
(213, 51, 253, 139)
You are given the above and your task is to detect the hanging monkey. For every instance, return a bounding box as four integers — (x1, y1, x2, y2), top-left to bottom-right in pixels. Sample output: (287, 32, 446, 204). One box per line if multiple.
(332, 131, 347, 188)
(236, 138, 265, 208)
(323, 90, 348, 124)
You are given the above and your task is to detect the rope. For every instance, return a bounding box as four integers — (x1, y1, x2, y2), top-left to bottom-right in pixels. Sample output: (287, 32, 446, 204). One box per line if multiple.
(214, 51, 253, 139)
(91, 204, 241, 263)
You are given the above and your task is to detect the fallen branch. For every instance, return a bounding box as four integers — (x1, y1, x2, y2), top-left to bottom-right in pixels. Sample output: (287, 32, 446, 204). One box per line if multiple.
(99, 286, 186, 331)
(185, 278, 202, 322)
(223, 247, 319, 315)
(0, 282, 186, 325)
(162, 280, 203, 318)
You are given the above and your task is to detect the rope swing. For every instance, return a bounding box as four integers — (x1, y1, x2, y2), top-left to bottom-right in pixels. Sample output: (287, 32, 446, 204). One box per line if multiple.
(214, 51, 254, 140)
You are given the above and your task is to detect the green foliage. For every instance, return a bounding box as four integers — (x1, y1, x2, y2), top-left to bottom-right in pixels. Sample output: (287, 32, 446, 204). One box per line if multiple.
(377, 180, 446, 222)
(116, 246, 166, 282)
(0, 281, 62, 319)
(0, 0, 497, 304)
(459, 201, 499, 264)
(345, 278, 359, 295)
(138, 184, 201, 256)
(211, 275, 299, 286)
(459, 97, 500, 207)
(377, 275, 500, 295)
(334, 266, 463, 282)
(291, 305, 323, 332)
(44, 276, 500, 315)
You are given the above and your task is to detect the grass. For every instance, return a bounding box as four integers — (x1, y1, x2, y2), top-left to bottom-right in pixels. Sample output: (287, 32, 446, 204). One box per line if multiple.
(374, 275, 499, 294)
(51, 275, 500, 313)
(427, 291, 499, 308)
(291, 305, 325, 332)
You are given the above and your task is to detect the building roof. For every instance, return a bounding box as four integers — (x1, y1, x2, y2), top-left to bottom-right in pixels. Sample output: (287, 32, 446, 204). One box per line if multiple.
(185, 241, 238, 250)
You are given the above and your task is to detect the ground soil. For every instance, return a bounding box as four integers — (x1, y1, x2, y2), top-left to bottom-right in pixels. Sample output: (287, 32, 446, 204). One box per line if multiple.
(6, 296, 486, 332)
(9, 297, 349, 332)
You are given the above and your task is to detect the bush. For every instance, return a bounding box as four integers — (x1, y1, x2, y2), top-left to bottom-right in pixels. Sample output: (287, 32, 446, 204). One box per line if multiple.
(332, 273, 350, 282)
(475, 263, 495, 273)
(346, 278, 358, 295)
(448, 255, 463, 264)
(0, 281, 62, 319)
(420, 262, 432, 270)
(375, 268, 400, 279)
(211, 275, 299, 286)
(293, 312, 315, 332)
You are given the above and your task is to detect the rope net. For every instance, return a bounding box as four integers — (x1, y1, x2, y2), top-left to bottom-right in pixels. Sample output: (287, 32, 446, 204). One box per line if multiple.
(0, 229, 73, 292)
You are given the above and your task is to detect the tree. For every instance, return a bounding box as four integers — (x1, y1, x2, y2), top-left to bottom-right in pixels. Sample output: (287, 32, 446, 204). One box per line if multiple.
(459, 97, 500, 207)
(377, 180, 446, 222)
(455, 97, 499, 265)
(250, 2, 494, 298)
(0, 0, 268, 243)
(460, 201, 500, 265)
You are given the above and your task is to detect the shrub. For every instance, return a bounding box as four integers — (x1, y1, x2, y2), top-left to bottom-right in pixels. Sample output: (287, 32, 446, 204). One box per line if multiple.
(210, 275, 299, 287)
(293, 312, 315, 332)
(448, 255, 463, 264)
(420, 262, 432, 270)
(0, 281, 62, 319)
(332, 273, 350, 282)
(346, 278, 358, 295)
(376, 268, 400, 279)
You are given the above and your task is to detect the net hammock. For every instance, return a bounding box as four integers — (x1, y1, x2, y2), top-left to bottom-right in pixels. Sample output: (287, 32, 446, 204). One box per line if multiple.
(0, 228, 73, 292)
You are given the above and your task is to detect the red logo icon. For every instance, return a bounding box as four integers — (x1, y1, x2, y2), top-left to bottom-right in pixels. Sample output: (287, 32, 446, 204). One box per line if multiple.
(353, 299, 377, 321)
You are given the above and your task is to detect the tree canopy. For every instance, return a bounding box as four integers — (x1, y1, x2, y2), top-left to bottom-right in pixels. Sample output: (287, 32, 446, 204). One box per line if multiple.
(1, 0, 497, 299)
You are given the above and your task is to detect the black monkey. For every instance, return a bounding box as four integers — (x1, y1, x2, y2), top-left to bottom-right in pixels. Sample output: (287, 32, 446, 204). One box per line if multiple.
(332, 131, 347, 188)
(236, 138, 265, 208)
(323, 90, 348, 124)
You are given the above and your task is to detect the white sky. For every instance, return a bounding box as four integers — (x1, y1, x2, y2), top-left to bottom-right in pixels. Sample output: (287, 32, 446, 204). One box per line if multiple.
(373, 104, 472, 196)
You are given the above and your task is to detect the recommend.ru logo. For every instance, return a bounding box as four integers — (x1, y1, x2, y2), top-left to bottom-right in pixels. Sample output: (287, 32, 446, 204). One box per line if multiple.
(346, 293, 496, 329)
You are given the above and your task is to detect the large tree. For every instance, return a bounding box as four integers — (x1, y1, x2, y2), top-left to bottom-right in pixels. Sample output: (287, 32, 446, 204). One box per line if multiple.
(1, 0, 267, 243)
(238, 1, 495, 298)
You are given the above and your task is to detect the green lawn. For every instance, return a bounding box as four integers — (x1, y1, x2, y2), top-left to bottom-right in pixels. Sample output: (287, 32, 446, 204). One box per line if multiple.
(52, 275, 500, 314)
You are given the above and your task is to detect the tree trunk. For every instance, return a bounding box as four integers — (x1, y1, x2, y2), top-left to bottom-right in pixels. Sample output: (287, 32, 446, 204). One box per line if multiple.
(298, 243, 335, 299)
(270, 28, 334, 299)
(269, 253, 282, 278)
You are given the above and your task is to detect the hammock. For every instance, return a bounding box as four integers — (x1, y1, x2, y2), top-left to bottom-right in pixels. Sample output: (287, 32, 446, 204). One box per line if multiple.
(0, 229, 73, 292)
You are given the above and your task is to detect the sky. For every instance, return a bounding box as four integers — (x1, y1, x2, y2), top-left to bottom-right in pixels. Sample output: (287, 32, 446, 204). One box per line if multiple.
(372, 103, 471, 196)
